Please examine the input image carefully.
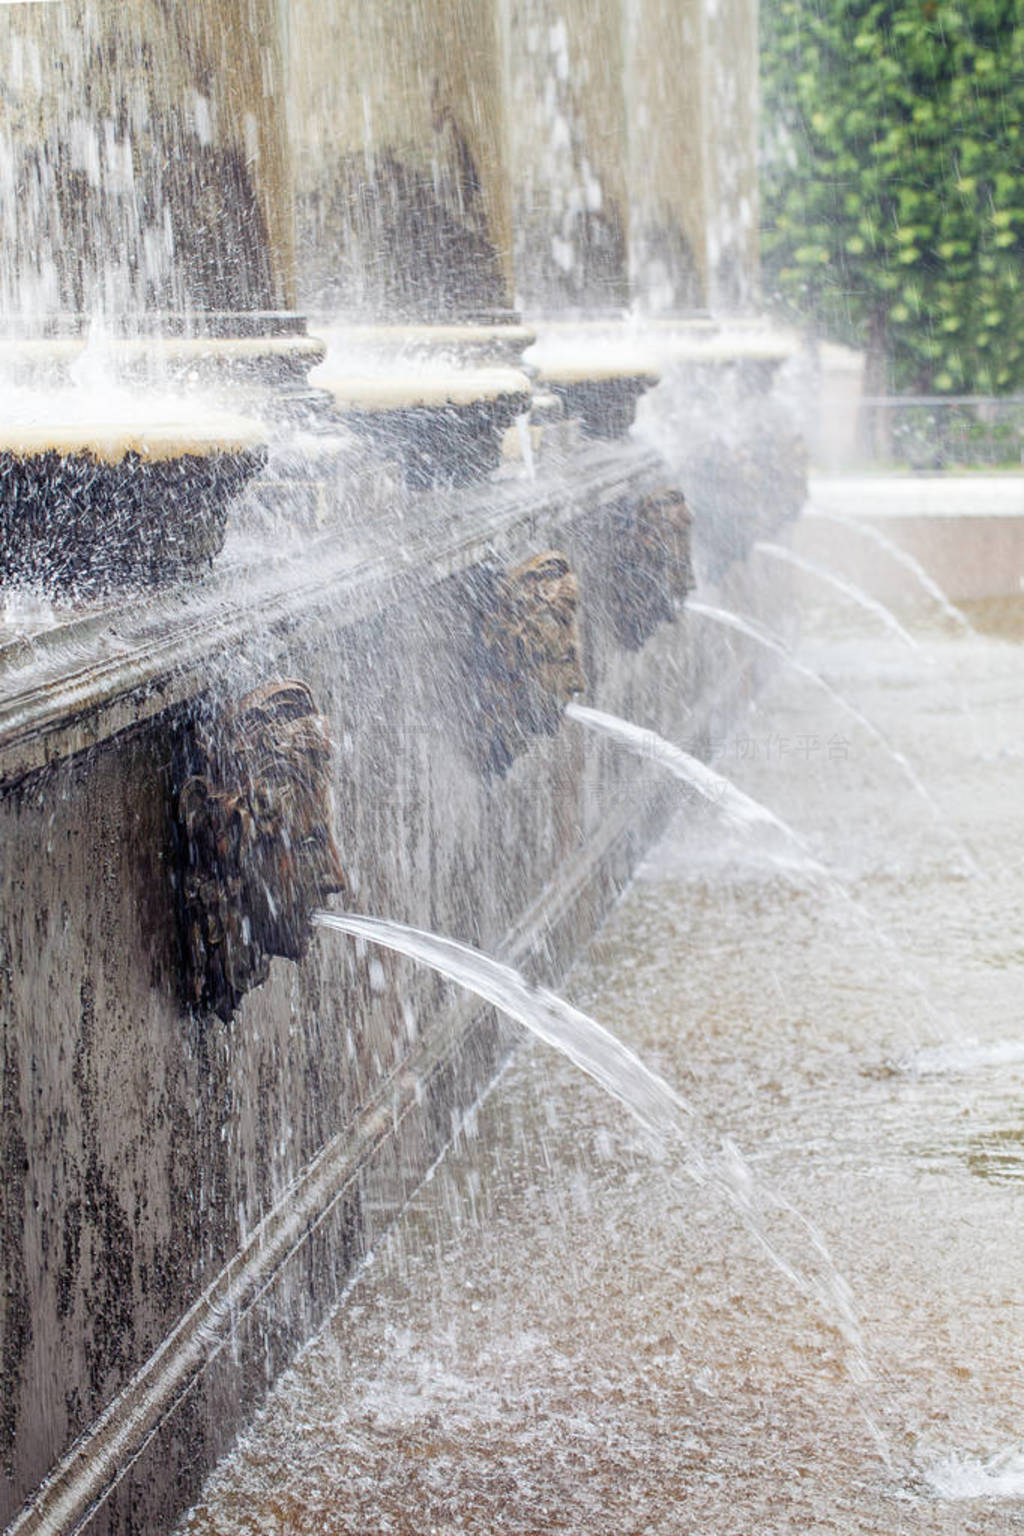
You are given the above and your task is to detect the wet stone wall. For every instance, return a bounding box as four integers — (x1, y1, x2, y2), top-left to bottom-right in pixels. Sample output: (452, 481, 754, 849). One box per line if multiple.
(0, 443, 783, 1535)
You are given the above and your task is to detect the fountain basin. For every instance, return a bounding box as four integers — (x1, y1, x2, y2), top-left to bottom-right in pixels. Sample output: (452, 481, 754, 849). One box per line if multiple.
(321, 367, 533, 487)
(799, 475, 1024, 603)
(525, 328, 660, 439)
(0, 414, 268, 597)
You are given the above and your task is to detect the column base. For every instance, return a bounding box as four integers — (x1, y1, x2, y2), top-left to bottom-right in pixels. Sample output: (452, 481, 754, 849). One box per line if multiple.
(524, 322, 661, 438)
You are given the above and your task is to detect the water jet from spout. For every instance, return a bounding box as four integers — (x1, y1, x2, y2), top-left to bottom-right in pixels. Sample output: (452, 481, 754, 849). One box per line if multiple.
(314, 909, 693, 1145)
(753, 541, 925, 654)
(804, 506, 975, 636)
(312, 909, 873, 1397)
(566, 700, 821, 869)
(686, 600, 983, 878)
(565, 701, 957, 1048)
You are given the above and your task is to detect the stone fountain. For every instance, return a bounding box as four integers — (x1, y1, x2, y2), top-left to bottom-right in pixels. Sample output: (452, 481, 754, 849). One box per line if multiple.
(0, 3, 801, 1533)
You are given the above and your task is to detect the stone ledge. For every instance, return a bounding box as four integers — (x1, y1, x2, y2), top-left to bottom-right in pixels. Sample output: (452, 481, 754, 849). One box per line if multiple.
(0, 440, 664, 788)
(809, 473, 1024, 518)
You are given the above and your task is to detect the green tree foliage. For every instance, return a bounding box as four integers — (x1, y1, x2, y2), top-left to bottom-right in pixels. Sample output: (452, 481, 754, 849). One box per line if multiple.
(761, 0, 1024, 392)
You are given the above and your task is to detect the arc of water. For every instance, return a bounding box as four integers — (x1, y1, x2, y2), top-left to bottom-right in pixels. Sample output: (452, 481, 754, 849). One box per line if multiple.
(314, 909, 696, 1145)
(753, 540, 926, 654)
(804, 505, 974, 636)
(566, 701, 957, 1048)
(685, 600, 984, 879)
(568, 701, 858, 889)
(313, 909, 873, 1396)
(566, 701, 822, 864)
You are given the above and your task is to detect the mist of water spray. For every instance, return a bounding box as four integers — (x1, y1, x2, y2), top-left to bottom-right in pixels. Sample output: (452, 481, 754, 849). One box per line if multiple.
(566, 699, 960, 1050)
(566, 701, 821, 863)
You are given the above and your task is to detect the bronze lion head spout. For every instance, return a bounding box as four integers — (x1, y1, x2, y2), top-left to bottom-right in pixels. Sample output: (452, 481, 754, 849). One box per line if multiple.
(635, 487, 694, 607)
(603, 487, 694, 651)
(178, 680, 346, 1021)
(504, 552, 587, 712)
(457, 549, 586, 778)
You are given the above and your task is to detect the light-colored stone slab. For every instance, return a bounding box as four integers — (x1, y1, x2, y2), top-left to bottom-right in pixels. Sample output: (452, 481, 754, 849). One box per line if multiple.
(799, 475, 1024, 600)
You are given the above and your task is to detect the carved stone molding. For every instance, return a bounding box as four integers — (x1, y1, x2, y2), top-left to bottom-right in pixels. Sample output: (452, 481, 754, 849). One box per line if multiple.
(177, 680, 346, 1021)
(451, 550, 586, 778)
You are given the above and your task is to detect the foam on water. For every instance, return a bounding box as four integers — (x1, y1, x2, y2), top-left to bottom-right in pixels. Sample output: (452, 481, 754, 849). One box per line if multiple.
(1, 587, 56, 636)
(927, 1445, 1024, 1499)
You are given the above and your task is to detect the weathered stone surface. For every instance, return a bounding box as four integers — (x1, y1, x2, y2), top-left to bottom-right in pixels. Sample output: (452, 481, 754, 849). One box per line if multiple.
(289, 0, 515, 321)
(0, 439, 784, 1535)
(507, 0, 630, 315)
(0, 0, 295, 326)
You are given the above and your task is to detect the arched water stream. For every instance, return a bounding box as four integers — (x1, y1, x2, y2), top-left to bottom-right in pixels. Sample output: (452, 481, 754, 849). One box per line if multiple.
(177, 597, 1024, 1534)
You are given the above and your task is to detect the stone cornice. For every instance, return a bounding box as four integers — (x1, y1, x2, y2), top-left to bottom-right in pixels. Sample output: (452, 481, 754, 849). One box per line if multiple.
(0, 440, 663, 787)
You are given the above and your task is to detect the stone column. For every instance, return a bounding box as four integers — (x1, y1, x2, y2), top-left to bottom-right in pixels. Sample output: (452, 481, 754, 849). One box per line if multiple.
(503, 0, 659, 443)
(626, 0, 760, 316)
(287, 0, 534, 487)
(704, 0, 761, 313)
(505, 0, 630, 317)
(0, 0, 297, 335)
(288, 0, 516, 324)
(626, 0, 707, 314)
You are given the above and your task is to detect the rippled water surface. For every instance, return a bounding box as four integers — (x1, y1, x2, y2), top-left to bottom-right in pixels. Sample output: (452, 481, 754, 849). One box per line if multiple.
(180, 601, 1024, 1535)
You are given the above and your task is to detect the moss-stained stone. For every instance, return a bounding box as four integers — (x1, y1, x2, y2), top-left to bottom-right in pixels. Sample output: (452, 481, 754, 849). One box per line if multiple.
(288, 0, 514, 321)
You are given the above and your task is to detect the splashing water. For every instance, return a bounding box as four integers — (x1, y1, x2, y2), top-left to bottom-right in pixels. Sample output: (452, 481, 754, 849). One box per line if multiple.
(754, 541, 926, 654)
(804, 506, 975, 636)
(927, 1445, 1024, 1500)
(514, 412, 536, 480)
(686, 600, 983, 878)
(313, 909, 875, 1408)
